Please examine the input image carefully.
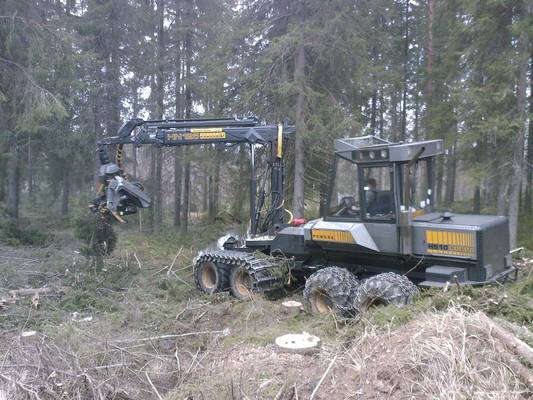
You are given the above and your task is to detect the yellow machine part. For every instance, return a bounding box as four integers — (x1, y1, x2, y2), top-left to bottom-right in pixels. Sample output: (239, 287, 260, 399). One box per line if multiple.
(311, 229, 355, 244)
(167, 129, 227, 140)
(425, 230, 475, 257)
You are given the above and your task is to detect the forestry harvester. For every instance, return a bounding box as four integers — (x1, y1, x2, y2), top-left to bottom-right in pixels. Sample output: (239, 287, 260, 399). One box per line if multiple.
(92, 117, 517, 315)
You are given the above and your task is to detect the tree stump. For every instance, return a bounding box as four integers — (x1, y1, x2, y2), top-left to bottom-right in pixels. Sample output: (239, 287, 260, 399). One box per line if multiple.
(275, 332, 321, 354)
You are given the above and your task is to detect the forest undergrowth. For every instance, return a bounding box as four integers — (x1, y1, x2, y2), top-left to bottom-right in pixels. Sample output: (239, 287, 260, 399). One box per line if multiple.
(0, 217, 531, 399)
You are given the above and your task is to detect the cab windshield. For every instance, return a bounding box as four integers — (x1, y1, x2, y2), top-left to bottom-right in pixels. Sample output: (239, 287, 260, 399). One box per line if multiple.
(328, 157, 360, 219)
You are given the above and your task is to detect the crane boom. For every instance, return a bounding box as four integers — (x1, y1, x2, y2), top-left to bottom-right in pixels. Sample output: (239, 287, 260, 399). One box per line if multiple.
(92, 117, 295, 236)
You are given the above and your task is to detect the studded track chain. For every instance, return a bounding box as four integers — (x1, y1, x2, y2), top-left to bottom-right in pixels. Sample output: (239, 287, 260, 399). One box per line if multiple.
(194, 250, 289, 292)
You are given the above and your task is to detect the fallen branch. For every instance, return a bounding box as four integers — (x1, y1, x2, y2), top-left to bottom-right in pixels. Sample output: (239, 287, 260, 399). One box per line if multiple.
(168, 247, 183, 276)
(273, 382, 286, 400)
(133, 253, 142, 269)
(510, 247, 524, 254)
(109, 329, 228, 344)
(9, 287, 54, 297)
(0, 373, 43, 400)
(309, 354, 338, 400)
(485, 317, 533, 365)
(493, 340, 533, 391)
(145, 372, 163, 400)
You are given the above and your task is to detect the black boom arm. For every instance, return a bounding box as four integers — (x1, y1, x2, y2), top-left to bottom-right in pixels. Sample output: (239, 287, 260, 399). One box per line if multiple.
(93, 117, 295, 236)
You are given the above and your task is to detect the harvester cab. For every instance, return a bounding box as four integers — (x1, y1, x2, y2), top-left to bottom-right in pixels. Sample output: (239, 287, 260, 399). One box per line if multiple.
(285, 135, 515, 288)
(327, 135, 444, 257)
(256, 134, 516, 301)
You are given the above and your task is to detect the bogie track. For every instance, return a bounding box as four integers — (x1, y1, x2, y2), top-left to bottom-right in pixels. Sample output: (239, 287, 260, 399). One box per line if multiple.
(193, 250, 290, 297)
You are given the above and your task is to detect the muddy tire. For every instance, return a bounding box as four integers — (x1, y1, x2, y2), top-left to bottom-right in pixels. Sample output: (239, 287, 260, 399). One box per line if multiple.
(355, 272, 418, 312)
(229, 266, 255, 300)
(303, 267, 360, 316)
(194, 260, 230, 294)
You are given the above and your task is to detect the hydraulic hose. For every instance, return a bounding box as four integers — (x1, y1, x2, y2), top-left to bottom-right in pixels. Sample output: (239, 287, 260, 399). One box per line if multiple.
(115, 144, 124, 170)
(97, 145, 111, 165)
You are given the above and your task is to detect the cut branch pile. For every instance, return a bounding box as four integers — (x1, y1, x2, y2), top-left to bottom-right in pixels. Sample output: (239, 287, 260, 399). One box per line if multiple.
(322, 307, 532, 399)
(0, 327, 228, 399)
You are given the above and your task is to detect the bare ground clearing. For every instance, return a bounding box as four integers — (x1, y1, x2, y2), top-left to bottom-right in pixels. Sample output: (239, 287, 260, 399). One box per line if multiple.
(0, 232, 531, 399)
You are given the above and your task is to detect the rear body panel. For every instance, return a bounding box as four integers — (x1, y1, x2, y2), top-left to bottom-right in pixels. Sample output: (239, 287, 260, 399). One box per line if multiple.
(261, 212, 511, 285)
(412, 213, 509, 281)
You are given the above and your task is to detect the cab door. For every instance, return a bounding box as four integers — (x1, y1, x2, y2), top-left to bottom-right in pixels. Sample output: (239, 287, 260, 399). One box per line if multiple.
(359, 164, 399, 253)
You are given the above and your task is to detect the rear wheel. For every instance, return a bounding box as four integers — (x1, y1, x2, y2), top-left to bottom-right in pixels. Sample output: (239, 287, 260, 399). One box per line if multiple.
(229, 267, 254, 300)
(303, 267, 360, 316)
(355, 272, 418, 312)
(194, 260, 230, 294)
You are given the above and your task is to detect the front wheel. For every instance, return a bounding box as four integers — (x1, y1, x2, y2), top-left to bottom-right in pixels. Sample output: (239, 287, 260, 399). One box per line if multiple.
(303, 267, 360, 316)
(354, 272, 418, 312)
(229, 266, 255, 300)
(193, 260, 230, 294)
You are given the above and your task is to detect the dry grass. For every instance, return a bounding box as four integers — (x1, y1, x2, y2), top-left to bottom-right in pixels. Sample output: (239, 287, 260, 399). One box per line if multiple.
(0, 300, 232, 399)
(165, 307, 531, 400)
(320, 307, 527, 400)
(0, 230, 531, 399)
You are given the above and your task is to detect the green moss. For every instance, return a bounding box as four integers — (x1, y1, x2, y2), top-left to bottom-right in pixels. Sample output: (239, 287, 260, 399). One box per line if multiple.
(60, 291, 120, 312)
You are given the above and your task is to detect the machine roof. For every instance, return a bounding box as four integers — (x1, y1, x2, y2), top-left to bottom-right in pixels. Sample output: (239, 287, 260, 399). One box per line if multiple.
(334, 135, 444, 163)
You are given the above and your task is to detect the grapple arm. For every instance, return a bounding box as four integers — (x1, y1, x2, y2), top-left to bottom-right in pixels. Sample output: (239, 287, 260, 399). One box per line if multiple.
(92, 117, 295, 231)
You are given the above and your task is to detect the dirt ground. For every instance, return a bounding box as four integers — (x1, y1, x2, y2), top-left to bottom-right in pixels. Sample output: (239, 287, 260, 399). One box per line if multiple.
(0, 229, 531, 399)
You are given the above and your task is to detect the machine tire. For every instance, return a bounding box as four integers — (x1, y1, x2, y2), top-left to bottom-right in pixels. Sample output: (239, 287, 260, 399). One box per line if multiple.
(303, 267, 360, 316)
(229, 266, 255, 300)
(193, 259, 230, 294)
(355, 272, 418, 312)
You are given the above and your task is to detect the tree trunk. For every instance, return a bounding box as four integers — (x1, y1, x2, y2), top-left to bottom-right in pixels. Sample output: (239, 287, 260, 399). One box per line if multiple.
(526, 51, 533, 214)
(435, 158, 444, 206)
(497, 176, 509, 216)
(174, 148, 182, 227)
(202, 172, 208, 213)
(426, 0, 435, 133)
(173, 0, 183, 227)
(131, 78, 140, 180)
(379, 87, 385, 137)
(6, 136, 19, 220)
(181, 10, 192, 232)
(61, 167, 70, 215)
(106, 2, 121, 136)
(232, 145, 247, 220)
(400, 0, 409, 141)
(0, 143, 6, 203)
(27, 134, 34, 203)
(210, 149, 221, 223)
(445, 122, 458, 206)
(292, 43, 306, 219)
(153, 149, 163, 231)
(182, 161, 190, 233)
(208, 174, 214, 222)
(370, 90, 377, 135)
(444, 144, 457, 206)
(413, 54, 421, 140)
(473, 186, 481, 214)
(92, 89, 102, 190)
(508, 4, 530, 248)
(391, 91, 398, 141)
(152, 0, 166, 232)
